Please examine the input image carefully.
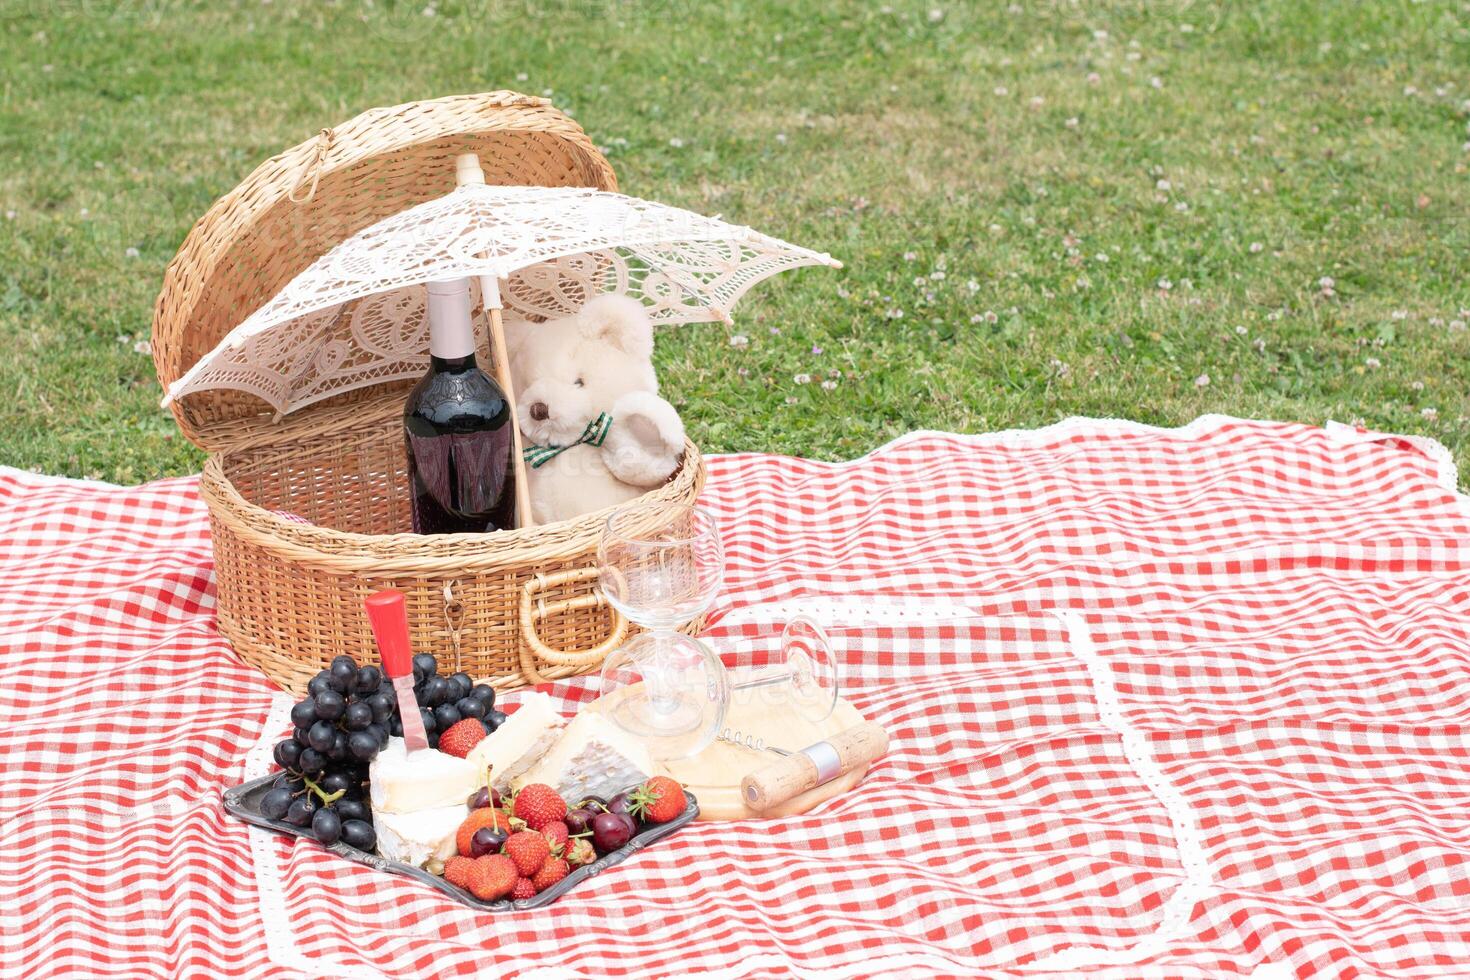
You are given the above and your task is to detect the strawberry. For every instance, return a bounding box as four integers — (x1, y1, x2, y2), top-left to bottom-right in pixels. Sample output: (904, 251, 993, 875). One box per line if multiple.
(564, 838, 596, 868)
(503, 830, 551, 877)
(540, 820, 569, 854)
(456, 807, 511, 857)
(438, 718, 487, 759)
(629, 776, 687, 824)
(532, 857, 569, 893)
(510, 877, 536, 901)
(512, 783, 567, 831)
(442, 855, 475, 889)
(467, 854, 518, 901)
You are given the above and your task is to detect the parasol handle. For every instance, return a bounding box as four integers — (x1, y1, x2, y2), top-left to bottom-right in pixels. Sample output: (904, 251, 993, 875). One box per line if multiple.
(455, 153, 535, 530)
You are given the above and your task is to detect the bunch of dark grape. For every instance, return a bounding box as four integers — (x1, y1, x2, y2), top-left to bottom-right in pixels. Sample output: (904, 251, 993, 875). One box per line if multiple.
(259, 652, 507, 850)
(404, 652, 507, 750)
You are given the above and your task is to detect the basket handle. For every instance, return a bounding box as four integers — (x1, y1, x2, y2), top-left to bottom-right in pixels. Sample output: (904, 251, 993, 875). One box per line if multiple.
(518, 567, 628, 685)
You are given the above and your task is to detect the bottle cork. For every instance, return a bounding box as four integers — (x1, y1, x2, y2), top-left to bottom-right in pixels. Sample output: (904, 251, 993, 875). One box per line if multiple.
(740, 722, 889, 812)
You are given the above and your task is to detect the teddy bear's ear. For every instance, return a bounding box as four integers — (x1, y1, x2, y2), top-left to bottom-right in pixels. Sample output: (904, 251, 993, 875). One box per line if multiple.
(578, 294, 654, 360)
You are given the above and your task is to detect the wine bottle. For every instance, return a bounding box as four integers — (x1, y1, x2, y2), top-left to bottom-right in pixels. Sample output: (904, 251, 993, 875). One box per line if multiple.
(403, 279, 517, 533)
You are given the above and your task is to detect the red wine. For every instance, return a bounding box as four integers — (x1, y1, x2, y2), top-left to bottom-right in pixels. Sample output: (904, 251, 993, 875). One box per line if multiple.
(404, 280, 516, 533)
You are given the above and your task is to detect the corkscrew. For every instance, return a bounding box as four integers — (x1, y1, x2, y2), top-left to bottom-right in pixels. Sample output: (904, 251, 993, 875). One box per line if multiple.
(716, 727, 791, 756)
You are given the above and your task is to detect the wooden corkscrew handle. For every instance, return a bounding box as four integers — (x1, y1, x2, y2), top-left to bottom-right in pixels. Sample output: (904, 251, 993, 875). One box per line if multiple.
(740, 722, 889, 812)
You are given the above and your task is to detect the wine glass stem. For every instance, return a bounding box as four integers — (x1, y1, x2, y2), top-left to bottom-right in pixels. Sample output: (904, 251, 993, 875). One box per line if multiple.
(730, 674, 789, 692)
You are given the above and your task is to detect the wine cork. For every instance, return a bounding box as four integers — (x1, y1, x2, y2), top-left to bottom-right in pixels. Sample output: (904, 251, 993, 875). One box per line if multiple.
(740, 722, 889, 812)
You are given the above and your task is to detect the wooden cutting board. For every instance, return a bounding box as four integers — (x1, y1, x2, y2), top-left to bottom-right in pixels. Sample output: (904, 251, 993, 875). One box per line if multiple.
(587, 689, 870, 822)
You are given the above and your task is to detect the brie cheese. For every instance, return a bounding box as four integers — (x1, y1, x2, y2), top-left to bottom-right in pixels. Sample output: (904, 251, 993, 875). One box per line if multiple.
(373, 803, 463, 872)
(518, 710, 654, 804)
(370, 737, 482, 814)
(464, 692, 566, 793)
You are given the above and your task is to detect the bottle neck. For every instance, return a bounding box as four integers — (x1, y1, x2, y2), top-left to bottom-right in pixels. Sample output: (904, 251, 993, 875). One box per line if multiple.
(426, 280, 477, 360)
(429, 352, 478, 372)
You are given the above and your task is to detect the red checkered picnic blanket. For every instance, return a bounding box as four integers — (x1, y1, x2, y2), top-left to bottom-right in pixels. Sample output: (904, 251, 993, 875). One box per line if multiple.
(3, 416, 1469, 978)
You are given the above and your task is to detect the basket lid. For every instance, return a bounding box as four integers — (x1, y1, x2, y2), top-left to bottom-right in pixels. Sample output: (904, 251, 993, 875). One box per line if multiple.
(151, 91, 617, 450)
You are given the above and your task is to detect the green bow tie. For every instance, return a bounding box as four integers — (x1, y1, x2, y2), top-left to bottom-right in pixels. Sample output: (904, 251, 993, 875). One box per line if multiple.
(523, 413, 613, 468)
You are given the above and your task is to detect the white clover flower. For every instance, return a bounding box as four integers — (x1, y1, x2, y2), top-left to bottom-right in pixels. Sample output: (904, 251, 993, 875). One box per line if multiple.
(902, 251, 918, 261)
(1235, 324, 1248, 335)
(737, 367, 749, 377)
(1422, 407, 1438, 419)
(994, 86, 1009, 96)
(1194, 373, 1210, 388)
(133, 340, 152, 355)
(125, 246, 140, 258)
(821, 379, 838, 391)
(1365, 357, 1381, 368)
(1174, 201, 1189, 212)
(1087, 72, 1101, 85)
(885, 308, 904, 320)
(1150, 76, 1163, 89)
(516, 72, 529, 81)
(1411, 380, 1425, 391)
(1156, 178, 1171, 191)
(668, 137, 685, 148)
(775, 133, 787, 144)
(1319, 276, 1335, 289)
(928, 7, 944, 22)
(728, 334, 749, 349)
(1157, 278, 1173, 291)
(1249, 241, 1264, 253)
(1404, 85, 1418, 97)
(1449, 319, 1467, 331)
(793, 373, 811, 384)
(984, 310, 999, 323)
(4, 210, 15, 220)
(1253, 338, 1266, 352)
(988, 222, 1003, 234)
(1391, 309, 1408, 320)
(784, 396, 798, 405)
(1065, 117, 1080, 129)
(930, 270, 946, 281)
(1095, 252, 1109, 262)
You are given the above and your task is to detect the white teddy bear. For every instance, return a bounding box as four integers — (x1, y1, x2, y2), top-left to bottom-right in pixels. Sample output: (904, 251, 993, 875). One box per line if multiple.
(505, 295, 686, 525)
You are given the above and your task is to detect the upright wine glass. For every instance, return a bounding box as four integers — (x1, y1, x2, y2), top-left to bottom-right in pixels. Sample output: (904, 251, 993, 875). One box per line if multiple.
(597, 502, 729, 760)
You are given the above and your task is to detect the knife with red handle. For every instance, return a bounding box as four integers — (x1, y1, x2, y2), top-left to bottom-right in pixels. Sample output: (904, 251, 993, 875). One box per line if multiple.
(363, 589, 430, 753)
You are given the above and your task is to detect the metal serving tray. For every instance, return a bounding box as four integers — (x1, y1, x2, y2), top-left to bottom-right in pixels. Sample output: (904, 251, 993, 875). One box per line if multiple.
(223, 773, 698, 910)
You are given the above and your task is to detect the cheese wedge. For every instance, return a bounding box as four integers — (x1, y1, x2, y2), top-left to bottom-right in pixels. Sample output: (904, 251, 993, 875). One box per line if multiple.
(464, 692, 566, 793)
(517, 709, 654, 804)
(369, 737, 482, 815)
(373, 803, 464, 873)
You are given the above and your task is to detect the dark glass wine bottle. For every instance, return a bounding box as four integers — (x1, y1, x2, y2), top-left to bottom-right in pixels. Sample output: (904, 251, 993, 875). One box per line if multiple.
(403, 279, 516, 534)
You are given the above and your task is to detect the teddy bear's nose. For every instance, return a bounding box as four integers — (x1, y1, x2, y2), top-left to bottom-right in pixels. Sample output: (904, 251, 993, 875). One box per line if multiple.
(529, 402, 550, 421)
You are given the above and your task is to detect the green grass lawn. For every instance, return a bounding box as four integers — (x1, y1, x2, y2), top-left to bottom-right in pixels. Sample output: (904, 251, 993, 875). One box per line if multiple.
(1, 1, 1467, 483)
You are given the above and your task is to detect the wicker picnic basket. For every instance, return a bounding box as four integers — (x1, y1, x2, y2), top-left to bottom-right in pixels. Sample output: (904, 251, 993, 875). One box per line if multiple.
(151, 92, 706, 697)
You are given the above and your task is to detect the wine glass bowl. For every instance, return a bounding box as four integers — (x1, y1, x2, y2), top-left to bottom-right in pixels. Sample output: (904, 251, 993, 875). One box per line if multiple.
(597, 503, 724, 630)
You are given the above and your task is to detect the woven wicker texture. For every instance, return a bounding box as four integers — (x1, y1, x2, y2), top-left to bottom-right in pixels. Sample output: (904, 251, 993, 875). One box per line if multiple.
(152, 92, 704, 696)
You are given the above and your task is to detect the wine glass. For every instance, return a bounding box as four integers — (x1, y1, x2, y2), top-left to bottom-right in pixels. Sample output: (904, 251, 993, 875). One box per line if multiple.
(597, 502, 729, 760)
